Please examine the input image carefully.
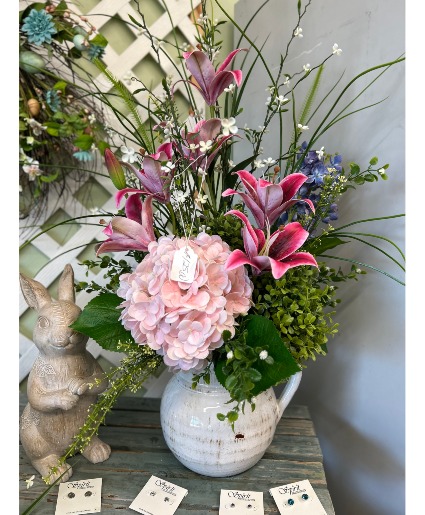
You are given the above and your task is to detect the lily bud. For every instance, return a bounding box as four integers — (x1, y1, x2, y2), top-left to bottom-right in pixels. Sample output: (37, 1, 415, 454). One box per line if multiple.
(104, 148, 127, 190)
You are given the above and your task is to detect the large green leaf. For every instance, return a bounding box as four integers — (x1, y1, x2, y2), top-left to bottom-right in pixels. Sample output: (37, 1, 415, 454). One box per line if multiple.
(304, 236, 347, 255)
(215, 315, 300, 396)
(70, 293, 135, 351)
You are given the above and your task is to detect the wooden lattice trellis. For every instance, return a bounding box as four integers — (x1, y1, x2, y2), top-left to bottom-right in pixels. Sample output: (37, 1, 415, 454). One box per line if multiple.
(19, 0, 203, 393)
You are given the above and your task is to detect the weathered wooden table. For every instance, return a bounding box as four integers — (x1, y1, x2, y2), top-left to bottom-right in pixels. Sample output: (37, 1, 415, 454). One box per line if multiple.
(19, 395, 335, 514)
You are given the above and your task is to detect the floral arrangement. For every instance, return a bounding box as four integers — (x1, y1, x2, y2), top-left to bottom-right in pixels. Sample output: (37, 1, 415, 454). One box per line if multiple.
(28, 0, 404, 472)
(19, 1, 111, 222)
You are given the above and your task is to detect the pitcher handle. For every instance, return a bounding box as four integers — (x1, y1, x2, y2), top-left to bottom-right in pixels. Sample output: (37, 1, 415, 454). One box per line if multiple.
(277, 371, 302, 419)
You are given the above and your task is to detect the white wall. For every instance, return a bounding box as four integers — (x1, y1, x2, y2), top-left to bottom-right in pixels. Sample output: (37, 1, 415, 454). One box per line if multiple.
(233, 1, 405, 514)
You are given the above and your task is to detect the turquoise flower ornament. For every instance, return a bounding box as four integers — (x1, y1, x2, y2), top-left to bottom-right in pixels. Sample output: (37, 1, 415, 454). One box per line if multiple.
(21, 8, 57, 46)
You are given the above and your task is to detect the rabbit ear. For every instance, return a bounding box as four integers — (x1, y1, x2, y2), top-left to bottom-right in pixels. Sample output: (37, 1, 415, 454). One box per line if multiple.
(58, 264, 75, 303)
(20, 273, 51, 311)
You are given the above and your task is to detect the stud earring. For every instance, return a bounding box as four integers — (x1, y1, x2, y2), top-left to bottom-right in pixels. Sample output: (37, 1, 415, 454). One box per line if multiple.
(287, 498, 295, 506)
(67, 492, 75, 499)
(149, 491, 156, 496)
(84, 491, 93, 497)
(301, 493, 309, 500)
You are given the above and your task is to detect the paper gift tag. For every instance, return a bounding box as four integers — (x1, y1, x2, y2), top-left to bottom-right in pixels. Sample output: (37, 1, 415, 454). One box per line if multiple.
(169, 246, 198, 283)
(129, 475, 188, 515)
(269, 480, 327, 514)
(219, 489, 264, 514)
(55, 478, 102, 515)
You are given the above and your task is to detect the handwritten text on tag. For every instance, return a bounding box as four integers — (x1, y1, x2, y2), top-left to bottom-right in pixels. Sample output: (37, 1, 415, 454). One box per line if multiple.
(170, 246, 198, 283)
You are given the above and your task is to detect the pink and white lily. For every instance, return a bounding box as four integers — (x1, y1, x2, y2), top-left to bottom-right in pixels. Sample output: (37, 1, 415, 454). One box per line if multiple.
(183, 48, 246, 105)
(179, 118, 234, 171)
(118, 142, 174, 204)
(96, 195, 155, 255)
(224, 210, 317, 279)
(222, 170, 315, 229)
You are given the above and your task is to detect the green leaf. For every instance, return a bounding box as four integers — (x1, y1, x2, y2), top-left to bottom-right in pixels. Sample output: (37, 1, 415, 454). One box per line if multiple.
(70, 293, 135, 351)
(369, 156, 378, 165)
(90, 34, 108, 47)
(39, 171, 59, 183)
(304, 236, 347, 255)
(53, 80, 68, 94)
(215, 315, 300, 397)
(73, 134, 94, 151)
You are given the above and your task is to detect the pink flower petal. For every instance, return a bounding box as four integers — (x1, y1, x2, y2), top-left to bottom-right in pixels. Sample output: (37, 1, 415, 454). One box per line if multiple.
(269, 222, 310, 261)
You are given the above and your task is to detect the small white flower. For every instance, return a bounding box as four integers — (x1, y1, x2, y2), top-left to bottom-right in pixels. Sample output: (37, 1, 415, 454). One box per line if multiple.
(356, 268, 362, 273)
(181, 42, 190, 52)
(120, 145, 138, 163)
(88, 113, 97, 124)
(224, 83, 235, 94)
(378, 167, 386, 175)
(277, 95, 289, 105)
(297, 123, 309, 131)
(26, 136, 34, 145)
(259, 350, 268, 360)
(196, 193, 208, 204)
(303, 63, 311, 73)
(25, 475, 35, 489)
(263, 157, 276, 166)
(228, 159, 234, 168)
(316, 146, 325, 159)
(89, 207, 101, 215)
(161, 161, 175, 173)
(221, 117, 238, 136)
(23, 159, 42, 180)
(199, 140, 213, 153)
(254, 159, 264, 169)
(174, 191, 189, 203)
(197, 166, 207, 176)
(266, 85, 276, 93)
(227, 351, 234, 360)
(25, 118, 47, 136)
(332, 43, 342, 56)
(265, 96, 272, 106)
(283, 77, 291, 87)
(329, 285, 335, 291)
(325, 266, 331, 272)
(243, 123, 251, 131)
(189, 143, 200, 152)
(294, 27, 303, 38)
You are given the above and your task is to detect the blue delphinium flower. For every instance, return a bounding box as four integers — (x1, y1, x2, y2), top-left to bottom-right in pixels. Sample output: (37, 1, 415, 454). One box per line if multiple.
(322, 203, 339, 224)
(88, 44, 105, 61)
(46, 90, 60, 112)
(21, 9, 57, 46)
(73, 150, 93, 162)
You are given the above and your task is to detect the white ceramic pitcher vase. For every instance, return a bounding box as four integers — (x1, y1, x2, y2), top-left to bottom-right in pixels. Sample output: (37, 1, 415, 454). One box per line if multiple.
(160, 367, 302, 477)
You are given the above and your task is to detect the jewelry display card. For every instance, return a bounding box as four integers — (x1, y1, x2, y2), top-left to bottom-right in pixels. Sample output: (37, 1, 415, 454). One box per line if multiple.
(55, 478, 102, 515)
(129, 475, 188, 515)
(219, 489, 264, 514)
(269, 479, 327, 514)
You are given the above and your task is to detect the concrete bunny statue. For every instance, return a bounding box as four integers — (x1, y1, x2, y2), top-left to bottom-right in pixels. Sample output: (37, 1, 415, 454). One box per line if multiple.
(19, 264, 111, 483)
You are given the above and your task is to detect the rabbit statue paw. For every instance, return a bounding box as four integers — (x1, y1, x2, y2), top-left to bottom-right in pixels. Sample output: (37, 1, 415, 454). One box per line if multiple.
(19, 264, 111, 483)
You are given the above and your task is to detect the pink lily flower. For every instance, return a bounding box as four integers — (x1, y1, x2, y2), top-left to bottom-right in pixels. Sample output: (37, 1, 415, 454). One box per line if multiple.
(118, 143, 174, 204)
(224, 210, 317, 279)
(222, 170, 315, 229)
(183, 48, 246, 105)
(179, 118, 234, 171)
(96, 195, 155, 255)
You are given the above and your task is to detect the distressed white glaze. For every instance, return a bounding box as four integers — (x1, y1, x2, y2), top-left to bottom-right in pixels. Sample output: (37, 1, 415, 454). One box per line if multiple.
(160, 368, 302, 477)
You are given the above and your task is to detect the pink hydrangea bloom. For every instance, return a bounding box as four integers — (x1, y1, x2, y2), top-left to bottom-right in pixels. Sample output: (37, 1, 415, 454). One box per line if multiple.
(117, 233, 253, 371)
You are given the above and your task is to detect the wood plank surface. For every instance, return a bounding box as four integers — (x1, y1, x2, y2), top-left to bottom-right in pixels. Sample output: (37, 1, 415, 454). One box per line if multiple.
(19, 394, 335, 514)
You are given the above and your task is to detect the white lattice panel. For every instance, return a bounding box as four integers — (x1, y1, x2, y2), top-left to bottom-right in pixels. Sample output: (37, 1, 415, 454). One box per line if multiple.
(19, 0, 202, 391)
